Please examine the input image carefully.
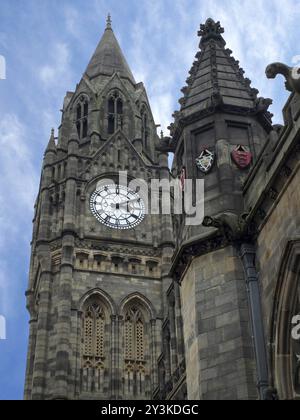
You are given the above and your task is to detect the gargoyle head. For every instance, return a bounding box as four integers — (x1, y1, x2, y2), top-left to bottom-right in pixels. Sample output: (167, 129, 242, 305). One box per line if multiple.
(202, 216, 214, 227)
(265, 63, 279, 79)
(266, 62, 291, 79)
(202, 216, 222, 229)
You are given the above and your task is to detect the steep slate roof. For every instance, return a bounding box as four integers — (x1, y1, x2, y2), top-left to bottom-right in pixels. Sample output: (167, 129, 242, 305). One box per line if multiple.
(85, 15, 136, 84)
(178, 18, 262, 116)
(166, 18, 273, 145)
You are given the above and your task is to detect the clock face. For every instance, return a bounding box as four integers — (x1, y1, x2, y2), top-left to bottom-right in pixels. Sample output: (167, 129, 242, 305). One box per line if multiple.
(90, 184, 145, 230)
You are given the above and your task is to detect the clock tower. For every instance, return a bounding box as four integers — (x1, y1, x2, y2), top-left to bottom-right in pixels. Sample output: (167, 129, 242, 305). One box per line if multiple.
(24, 16, 181, 400)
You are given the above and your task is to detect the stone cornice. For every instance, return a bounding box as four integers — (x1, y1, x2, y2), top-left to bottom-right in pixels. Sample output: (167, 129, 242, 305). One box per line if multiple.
(243, 93, 300, 233)
(169, 103, 273, 152)
(170, 212, 257, 284)
(170, 231, 229, 283)
(49, 237, 163, 258)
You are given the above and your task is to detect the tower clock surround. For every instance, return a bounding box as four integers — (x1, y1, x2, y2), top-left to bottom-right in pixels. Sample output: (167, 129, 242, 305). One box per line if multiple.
(90, 184, 146, 230)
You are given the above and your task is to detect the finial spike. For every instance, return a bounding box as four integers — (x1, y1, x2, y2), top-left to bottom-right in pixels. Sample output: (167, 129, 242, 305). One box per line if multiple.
(106, 13, 112, 30)
(198, 18, 225, 46)
(45, 127, 56, 154)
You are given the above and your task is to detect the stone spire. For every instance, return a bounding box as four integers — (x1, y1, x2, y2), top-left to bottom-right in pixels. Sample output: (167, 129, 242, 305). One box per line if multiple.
(169, 18, 273, 138)
(69, 122, 80, 143)
(45, 128, 56, 154)
(85, 15, 136, 84)
(106, 13, 112, 30)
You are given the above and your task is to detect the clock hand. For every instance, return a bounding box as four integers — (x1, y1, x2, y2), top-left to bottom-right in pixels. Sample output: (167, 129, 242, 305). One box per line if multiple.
(118, 198, 141, 206)
(109, 203, 131, 214)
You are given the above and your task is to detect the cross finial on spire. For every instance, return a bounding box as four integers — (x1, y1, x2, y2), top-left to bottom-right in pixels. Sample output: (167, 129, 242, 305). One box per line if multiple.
(106, 13, 112, 30)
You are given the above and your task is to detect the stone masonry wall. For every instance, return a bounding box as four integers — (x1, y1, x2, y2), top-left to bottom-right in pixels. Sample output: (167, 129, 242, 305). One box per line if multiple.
(181, 246, 257, 400)
(257, 167, 300, 354)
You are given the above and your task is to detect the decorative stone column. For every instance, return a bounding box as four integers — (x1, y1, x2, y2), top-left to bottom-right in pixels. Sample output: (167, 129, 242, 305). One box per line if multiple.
(31, 268, 52, 400)
(53, 127, 79, 399)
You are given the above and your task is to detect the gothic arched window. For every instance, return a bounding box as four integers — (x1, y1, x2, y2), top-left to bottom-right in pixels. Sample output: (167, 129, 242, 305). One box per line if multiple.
(141, 106, 149, 149)
(81, 297, 109, 394)
(82, 302, 105, 367)
(123, 303, 149, 398)
(272, 240, 300, 399)
(107, 91, 123, 135)
(76, 97, 89, 139)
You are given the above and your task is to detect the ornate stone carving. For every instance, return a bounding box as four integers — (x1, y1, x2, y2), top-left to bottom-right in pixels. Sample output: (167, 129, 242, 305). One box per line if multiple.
(231, 145, 252, 169)
(196, 148, 215, 173)
(255, 97, 273, 114)
(266, 62, 300, 94)
(173, 234, 229, 283)
(198, 18, 225, 45)
(75, 238, 162, 258)
(202, 212, 255, 242)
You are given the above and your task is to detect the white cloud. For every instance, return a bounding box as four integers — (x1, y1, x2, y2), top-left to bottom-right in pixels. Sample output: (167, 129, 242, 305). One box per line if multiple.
(0, 114, 38, 314)
(198, 0, 299, 121)
(38, 42, 72, 89)
(64, 6, 81, 39)
(127, 1, 190, 133)
(0, 32, 8, 49)
(0, 114, 37, 211)
(0, 262, 11, 316)
(41, 110, 59, 135)
(151, 93, 174, 135)
(124, 0, 300, 130)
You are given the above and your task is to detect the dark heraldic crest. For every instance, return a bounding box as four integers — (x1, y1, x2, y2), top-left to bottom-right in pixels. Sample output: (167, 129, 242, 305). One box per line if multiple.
(196, 149, 215, 173)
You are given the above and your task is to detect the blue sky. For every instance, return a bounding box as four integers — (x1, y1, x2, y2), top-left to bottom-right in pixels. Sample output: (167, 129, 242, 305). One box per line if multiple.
(0, 0, 299, 400)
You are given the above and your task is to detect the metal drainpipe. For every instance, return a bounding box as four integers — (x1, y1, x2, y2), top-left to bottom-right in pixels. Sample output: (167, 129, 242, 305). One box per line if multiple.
(240, 243, 269, 400)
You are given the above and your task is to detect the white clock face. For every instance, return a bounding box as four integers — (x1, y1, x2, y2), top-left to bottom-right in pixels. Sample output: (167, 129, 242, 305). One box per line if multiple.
(90, 184, 145, 230)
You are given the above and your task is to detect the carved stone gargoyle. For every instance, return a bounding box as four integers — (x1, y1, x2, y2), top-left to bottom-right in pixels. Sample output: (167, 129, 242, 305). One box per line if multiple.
(156, 136, 173, 153)
(255, 97, 273, 113)
(202, 212, 255, 242)
(266, 62, 300, 94)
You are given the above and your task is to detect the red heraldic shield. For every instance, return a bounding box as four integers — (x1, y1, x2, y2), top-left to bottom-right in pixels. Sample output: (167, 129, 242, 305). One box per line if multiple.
(180, 167, 186, 191)
(231, 145, 252, 169)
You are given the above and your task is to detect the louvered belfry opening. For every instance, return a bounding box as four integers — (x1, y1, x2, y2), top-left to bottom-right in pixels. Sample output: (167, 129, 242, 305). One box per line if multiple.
(123, 303, 149, 399)
(81, 297, 109, 395)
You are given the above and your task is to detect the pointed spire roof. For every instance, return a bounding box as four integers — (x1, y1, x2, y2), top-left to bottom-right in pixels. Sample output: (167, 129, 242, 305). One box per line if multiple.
(85, 15, 136, 84)
(70, 122, 80, 142)
(45, 128, 56, 154)
(176, 18, 272, 119)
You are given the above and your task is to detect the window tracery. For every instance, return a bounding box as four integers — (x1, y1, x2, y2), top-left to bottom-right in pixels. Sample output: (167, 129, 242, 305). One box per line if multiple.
(123, 303, 148, 398)
(76, 96, 89, 139)
(108, 91, 123, 135)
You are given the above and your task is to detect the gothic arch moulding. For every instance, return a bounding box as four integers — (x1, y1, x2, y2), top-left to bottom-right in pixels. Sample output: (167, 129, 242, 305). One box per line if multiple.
(119, 292, 156, 320)
(77, 289, 117, 397)
(71, 92, 91, 111)
(119, 293, 157, 400)
(79, 288, 117, 315)
(270, 239, 300, 400)
(101, 74, 133, 108)
(74, 94, 90, 140)
(101, 80, 135, 138)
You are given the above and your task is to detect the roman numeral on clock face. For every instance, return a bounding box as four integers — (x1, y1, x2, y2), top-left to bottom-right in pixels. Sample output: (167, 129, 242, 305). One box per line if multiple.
(90, 185, 145, 230)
